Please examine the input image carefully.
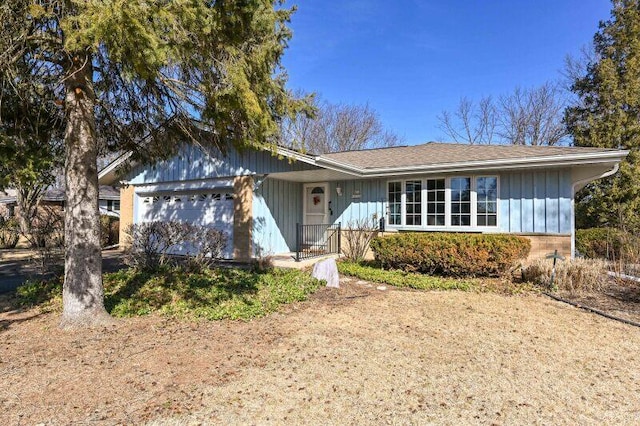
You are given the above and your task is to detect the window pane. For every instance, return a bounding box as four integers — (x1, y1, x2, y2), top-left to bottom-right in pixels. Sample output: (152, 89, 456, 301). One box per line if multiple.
(388, 182, 402, 226)
(476, 177, 498, 227)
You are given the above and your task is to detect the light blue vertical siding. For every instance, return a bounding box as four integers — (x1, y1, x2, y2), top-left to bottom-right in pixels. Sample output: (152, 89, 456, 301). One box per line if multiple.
(328, 179, 387, 226)
(559, 171, 572, 233)
(533, 172, 547, 233)
(252, 178, 302, 255)
(521, 172, 534, 233)
(126, 144, 318, 184)
(546, 171, 560, 233)
(499, 169, 572, 234)
(509, 173, 522, 232)
(251, 178, 386, 256)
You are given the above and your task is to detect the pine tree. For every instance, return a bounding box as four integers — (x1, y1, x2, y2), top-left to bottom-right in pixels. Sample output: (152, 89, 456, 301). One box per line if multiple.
(0, 0, 308, 327)
(565, 0, 640, 231)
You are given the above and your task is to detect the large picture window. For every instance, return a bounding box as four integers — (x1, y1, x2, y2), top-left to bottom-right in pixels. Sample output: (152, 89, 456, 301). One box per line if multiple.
(388, 181, 402, 225)
(450, 177, 471, 226)
(387, 176, 498, 229)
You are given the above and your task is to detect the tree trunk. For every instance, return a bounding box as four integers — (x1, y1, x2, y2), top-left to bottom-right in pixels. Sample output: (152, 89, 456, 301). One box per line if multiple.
(60, 55, 111, 328)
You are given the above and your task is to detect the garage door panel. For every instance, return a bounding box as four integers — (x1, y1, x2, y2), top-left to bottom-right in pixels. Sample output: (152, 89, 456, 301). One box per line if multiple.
(137, 191, 234, 258)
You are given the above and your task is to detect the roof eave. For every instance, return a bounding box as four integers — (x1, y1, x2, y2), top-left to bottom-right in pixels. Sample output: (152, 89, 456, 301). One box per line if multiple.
(316, 150, 629, 177)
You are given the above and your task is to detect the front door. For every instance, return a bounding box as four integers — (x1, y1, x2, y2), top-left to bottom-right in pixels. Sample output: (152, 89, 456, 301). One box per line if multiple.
(303, 183, 329, 225)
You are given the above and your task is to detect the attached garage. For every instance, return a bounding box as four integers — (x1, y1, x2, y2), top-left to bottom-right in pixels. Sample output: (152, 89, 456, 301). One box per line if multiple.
(135, 183, 236, 259)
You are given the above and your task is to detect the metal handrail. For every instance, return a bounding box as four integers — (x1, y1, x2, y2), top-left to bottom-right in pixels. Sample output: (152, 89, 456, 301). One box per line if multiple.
(295, 222, 341, 261)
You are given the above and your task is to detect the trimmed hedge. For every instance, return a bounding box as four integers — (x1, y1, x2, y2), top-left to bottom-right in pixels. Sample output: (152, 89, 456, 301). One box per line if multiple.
(369, 232, 530, 277)
(575, 227, 635, 260)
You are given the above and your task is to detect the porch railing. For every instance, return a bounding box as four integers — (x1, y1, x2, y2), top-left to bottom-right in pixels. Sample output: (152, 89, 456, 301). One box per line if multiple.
(295, 222, 341, 262)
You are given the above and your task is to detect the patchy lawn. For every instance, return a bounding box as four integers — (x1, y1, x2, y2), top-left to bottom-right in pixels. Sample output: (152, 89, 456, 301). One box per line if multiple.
(1, 278, 639, 425)
(557, 275, 640, 324)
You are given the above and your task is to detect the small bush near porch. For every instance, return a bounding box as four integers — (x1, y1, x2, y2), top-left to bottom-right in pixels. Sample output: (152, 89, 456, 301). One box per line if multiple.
(17, 266, 322, 321)
(370, 232, 530, 277)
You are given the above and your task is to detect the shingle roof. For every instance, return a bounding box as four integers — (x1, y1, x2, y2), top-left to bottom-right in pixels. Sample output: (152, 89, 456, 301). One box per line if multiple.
(320, 142, 621, 170)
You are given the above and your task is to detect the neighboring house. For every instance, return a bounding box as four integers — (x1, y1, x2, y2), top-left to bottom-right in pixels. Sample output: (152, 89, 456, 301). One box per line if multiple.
(98, 142, 628, 261)
(0, 186, 121, 219)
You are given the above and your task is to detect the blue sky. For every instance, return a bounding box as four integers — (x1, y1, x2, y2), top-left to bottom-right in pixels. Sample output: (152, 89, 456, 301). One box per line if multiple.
(281, 0, 612, 145)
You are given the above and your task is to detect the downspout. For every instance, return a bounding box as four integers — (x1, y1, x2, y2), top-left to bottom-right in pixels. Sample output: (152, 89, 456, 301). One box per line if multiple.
(570, 163, 620, 258)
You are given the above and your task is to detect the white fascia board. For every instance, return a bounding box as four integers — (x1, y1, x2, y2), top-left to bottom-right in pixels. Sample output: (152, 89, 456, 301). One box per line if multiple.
(314, 150, 629, 177)
(98, 152, 134, 185)
(275, 146, 319, 166)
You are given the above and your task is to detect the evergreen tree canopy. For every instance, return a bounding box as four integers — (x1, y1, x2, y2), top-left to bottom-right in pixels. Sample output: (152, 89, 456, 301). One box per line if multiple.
(0, 0, 308, 327)
(565, 0, 640, 231)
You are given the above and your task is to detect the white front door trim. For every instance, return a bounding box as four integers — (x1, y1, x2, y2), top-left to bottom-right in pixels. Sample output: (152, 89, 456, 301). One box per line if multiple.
(303, 182, 329, 225)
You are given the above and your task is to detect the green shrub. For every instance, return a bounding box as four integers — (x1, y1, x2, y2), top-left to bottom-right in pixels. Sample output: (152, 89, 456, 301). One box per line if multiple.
(0, 217, 20, 249)
(17, 275, 63, 308)
(575, 227, 638, 260)
(370, 232, 530, 277)
(522, 258, 606, 293)
(338, 261, 474, 290)
(17, 266, 322, 321)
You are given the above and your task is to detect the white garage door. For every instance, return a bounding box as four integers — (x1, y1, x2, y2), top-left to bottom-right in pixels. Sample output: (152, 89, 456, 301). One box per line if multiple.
(137, 191, 235, 259)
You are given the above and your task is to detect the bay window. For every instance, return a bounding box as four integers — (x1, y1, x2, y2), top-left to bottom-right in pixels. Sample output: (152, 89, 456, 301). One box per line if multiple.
(386, 176, 499, 229)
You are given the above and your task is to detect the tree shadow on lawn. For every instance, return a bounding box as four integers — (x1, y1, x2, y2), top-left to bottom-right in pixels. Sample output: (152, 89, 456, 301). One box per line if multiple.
(103, 266, 264, 316)
(0, 293, 47, 331)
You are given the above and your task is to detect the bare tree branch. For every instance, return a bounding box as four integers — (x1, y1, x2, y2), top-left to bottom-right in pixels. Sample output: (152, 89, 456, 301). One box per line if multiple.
(282, 95, 402, 153)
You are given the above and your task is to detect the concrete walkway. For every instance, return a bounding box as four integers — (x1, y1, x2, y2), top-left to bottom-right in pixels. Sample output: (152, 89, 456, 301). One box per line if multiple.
(270, 253, 342, 270)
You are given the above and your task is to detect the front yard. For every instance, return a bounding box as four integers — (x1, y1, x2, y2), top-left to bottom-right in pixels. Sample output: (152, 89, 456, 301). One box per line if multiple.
(1, 275, 639, 425)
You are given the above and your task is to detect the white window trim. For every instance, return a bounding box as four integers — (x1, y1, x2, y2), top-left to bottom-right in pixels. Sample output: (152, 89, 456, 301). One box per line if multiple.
(387, 180, 402, 226)
(385, 175, 500, 232)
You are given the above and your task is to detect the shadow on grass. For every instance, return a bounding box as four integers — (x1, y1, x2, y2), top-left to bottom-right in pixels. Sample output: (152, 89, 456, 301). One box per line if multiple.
(102, 266, 264, 316)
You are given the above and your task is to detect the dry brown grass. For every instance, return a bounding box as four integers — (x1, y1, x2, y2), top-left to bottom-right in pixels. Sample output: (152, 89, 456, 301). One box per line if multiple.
(1, 280, 639, 425)
(523, 258, 607, 293)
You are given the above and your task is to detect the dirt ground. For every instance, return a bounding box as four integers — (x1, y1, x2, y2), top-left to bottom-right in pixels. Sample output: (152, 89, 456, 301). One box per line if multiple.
(559, 276, 640, 324)
(1, 279, 639, 425)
